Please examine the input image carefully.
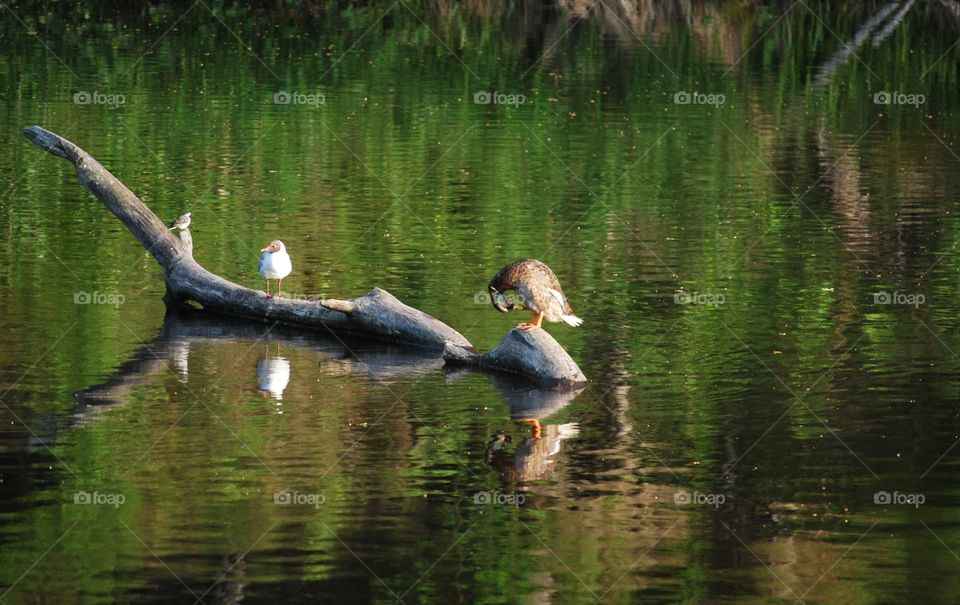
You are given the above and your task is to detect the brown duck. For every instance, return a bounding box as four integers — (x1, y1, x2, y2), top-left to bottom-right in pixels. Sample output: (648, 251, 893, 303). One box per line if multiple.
(488, 259, 583, 331)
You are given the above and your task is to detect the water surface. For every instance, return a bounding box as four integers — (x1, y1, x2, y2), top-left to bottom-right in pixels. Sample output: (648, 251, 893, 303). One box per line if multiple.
(3, 2, 960, 603)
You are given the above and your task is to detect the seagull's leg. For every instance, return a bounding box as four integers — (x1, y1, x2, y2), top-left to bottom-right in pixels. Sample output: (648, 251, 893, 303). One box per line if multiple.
(278, 278, 282, 298)
(265, 279, 272, 298)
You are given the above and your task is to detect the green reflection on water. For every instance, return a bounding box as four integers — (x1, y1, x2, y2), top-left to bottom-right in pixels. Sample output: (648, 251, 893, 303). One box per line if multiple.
(3, 1, 960, 603)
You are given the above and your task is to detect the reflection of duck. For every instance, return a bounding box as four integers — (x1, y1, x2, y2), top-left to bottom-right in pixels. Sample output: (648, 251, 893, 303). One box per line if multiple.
(485, 423, 579, 482)
(257, 343, 290, 401)
(207, 553, 246, 605)
(488, 259, 582, 331)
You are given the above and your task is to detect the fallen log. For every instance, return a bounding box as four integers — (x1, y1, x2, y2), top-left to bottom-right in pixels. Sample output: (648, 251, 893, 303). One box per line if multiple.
(23, 125, 470, 351)
(24, 125, 587, 386)
(443, 327, 587, 388)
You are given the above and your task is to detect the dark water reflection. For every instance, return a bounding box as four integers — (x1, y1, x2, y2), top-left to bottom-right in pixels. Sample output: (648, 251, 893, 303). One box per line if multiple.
(4, 1, 960, 603)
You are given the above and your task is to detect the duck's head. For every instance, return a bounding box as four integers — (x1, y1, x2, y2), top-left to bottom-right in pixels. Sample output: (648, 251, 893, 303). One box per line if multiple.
(489, 285, 514, 313)
(260, 240, 285, 254)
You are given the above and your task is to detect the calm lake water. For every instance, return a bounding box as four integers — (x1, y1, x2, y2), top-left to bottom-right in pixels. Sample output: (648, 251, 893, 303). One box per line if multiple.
(3, 1, 960, 603)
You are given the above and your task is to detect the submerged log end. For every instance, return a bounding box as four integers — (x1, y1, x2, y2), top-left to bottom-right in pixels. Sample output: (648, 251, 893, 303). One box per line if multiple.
(444, 327, 586, 389)
(442, 341, 481, 365)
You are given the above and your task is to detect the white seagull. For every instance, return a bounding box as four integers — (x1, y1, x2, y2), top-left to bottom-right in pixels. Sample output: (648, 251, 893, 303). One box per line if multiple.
(259, 240, 292, 298)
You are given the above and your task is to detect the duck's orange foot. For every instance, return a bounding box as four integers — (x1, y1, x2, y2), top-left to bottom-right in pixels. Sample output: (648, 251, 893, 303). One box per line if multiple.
(517, 323, 538, 331)
(523, 419, 542, 439)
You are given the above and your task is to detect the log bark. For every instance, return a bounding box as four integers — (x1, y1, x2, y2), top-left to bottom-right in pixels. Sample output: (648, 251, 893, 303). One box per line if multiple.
(23, 125, 470, 351)
(443, 327, 587, 388)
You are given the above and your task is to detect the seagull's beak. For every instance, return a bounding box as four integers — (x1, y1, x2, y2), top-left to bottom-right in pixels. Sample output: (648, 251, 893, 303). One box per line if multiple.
(260, 245, 270, 253)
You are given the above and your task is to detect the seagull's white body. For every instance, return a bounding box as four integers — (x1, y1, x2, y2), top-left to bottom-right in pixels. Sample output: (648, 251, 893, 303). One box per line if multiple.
(259, 242, 292, 280)
(258, 240, 292, 297)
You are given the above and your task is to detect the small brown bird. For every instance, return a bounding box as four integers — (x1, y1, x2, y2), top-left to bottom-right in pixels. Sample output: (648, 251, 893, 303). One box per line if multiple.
(488, 259, 582, 331)
(168, 212, 191, 231)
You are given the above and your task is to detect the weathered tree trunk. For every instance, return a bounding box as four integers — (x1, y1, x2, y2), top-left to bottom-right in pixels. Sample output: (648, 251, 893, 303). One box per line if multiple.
(24, 125, 587, 386)
(23, 125, 470, 351)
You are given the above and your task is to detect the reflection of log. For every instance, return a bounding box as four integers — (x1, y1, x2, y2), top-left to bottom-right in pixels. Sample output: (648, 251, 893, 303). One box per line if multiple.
(72, 309, 446, 425)
(940, 0, 960, 22)
(872, 0, 914, 47)
(813, 3, 899, 86)
(206, 553, 246, 605)
(487, 372, 584, 419)
(22, 126, 470, 351)
(443, 328, 587, 388)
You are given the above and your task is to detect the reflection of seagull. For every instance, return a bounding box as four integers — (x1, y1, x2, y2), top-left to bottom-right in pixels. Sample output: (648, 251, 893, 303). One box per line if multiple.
(488, 259, 582, 331)
(168, 212, 191, 231)
(259, 240, 292, 298)
(257, 356, 290, 401)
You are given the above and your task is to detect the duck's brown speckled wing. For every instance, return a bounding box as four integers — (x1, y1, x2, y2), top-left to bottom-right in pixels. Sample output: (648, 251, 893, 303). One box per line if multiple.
(489, 259, 573, 313)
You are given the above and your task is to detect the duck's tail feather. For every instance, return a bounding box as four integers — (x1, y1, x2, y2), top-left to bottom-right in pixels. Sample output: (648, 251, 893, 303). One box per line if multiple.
(561, 313, 583, 327)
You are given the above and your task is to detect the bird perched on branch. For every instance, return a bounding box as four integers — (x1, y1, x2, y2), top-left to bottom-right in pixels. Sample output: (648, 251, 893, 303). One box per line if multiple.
(259, 240, 292, 298)
(488, 259, 582, 331)
(168, 212, 191, 231)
